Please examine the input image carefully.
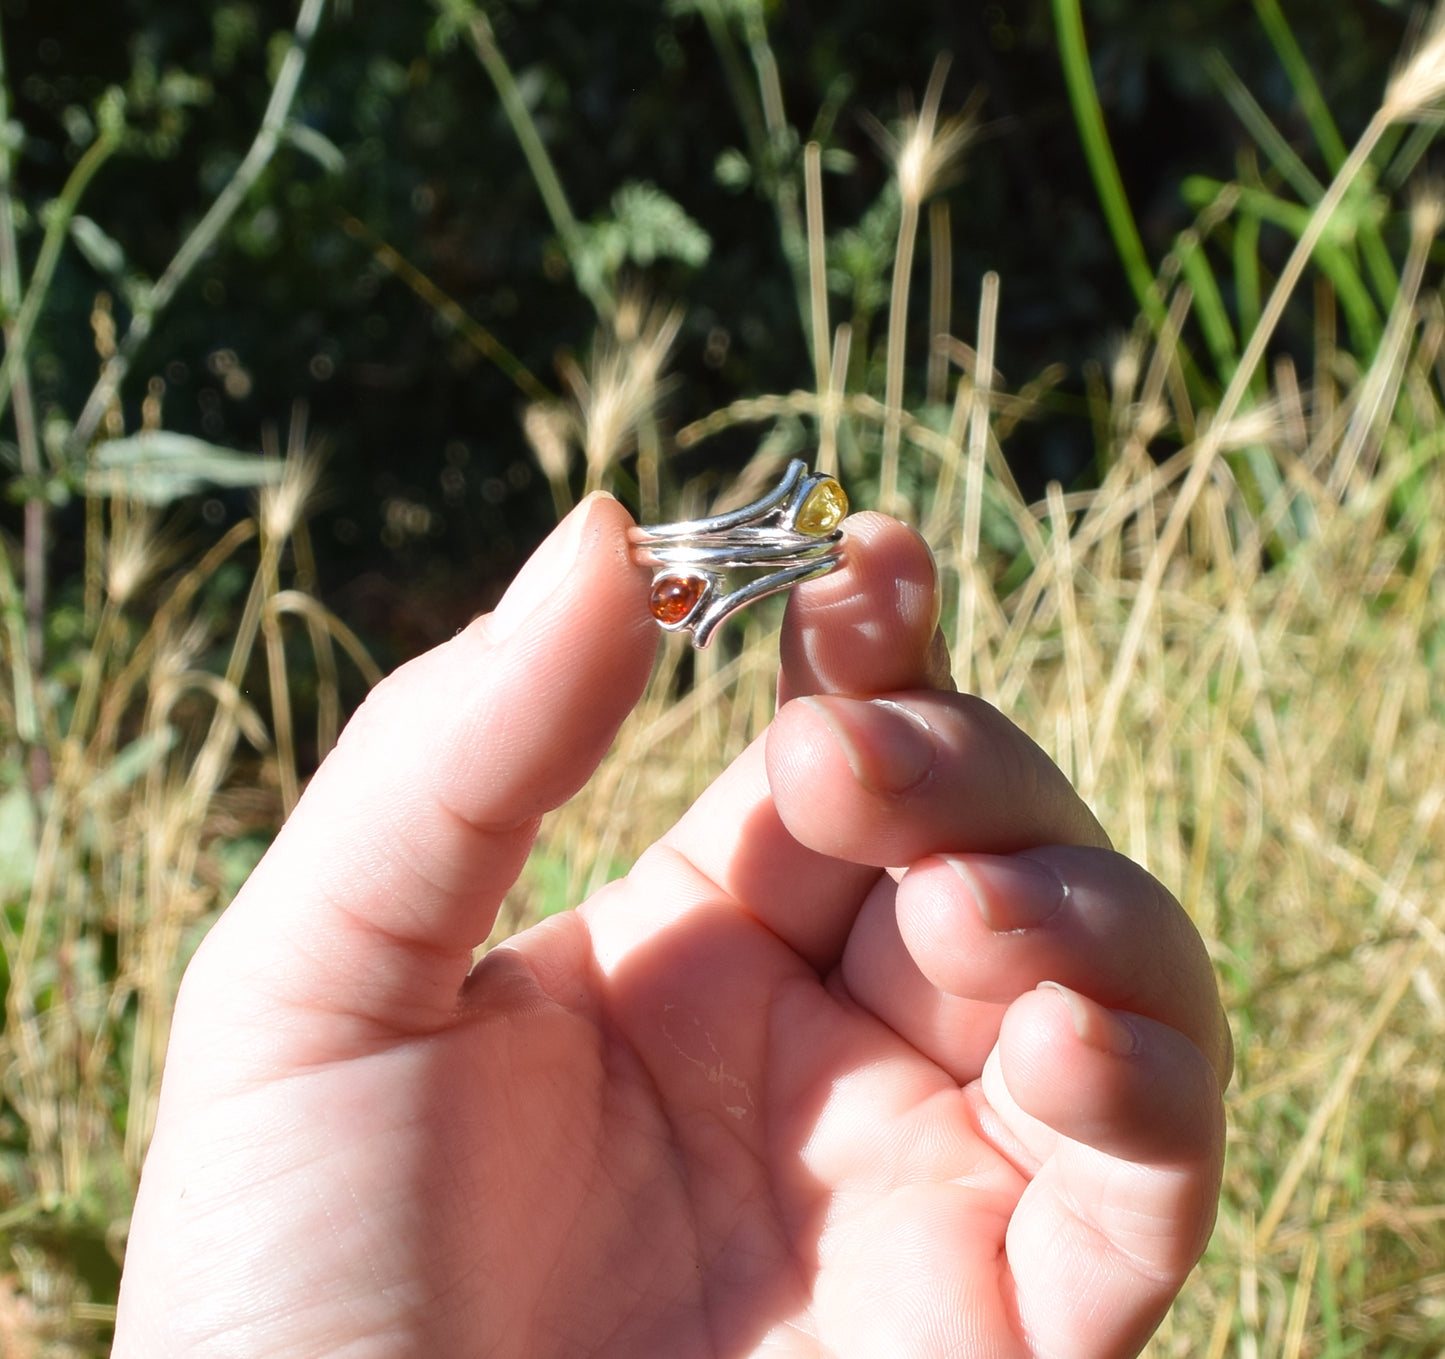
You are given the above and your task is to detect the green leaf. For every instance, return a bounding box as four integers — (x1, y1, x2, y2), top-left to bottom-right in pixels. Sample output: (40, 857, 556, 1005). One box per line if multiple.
(283, 121, 347, 176)
(0, 781, 37, 903)
(69, 215, 128, 279)
(714, 147, 752, 191)
(574, 180, 711, 300)
(81, 727, 177, 805)
(87, 432, 285, 505)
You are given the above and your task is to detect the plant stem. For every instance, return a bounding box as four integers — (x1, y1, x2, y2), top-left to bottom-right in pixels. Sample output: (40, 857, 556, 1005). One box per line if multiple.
(1206, 41, 1399, 310)
(880, 193, 919, 516)
(956, 271, 999, 694)
(457, 3, 614, 323)
(1250, 0, 1349, 172)
(881, 57, 952, 518)
(0, 14, 42, 746)
(739, 3, 810, 329)
(0, 126, 120, 435)
(1051, 0, 1165, 330)
(804, 142, 830, 401)
(697, 0, 769, 176)
(927, 199, 952, 406)
(696, 0, 811, 341)
(69, 0, 329, 453)
(337, 209, 553, 403)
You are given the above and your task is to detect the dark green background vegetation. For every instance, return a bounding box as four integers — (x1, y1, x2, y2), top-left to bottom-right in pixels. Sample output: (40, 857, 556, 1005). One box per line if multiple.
(1, 0, 1414, 659)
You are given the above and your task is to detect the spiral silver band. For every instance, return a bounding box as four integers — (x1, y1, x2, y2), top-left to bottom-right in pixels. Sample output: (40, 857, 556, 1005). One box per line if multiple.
(629, 459, 847, 648)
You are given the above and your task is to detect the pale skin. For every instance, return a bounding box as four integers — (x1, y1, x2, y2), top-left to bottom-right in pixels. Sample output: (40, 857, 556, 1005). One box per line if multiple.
(113, 497, 1231, 1359)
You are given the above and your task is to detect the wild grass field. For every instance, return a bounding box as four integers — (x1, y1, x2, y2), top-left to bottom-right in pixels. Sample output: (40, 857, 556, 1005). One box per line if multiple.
(2, 0, 1444, 1354)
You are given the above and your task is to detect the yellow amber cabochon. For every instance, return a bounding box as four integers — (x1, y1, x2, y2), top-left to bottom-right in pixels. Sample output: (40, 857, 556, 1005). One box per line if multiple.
(795, 477, 847, 535)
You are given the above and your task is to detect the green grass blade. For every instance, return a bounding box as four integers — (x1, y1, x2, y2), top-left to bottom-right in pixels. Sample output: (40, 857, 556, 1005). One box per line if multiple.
(1382, 119, 1442, 191)
(1233, 202, 1262, 345)
(1251, 0, 1349, 172)
(1206, 39, 1399, 311)
(1177, 230, 1239, 382)
(1204, 48, 1323, 204)
(1356, 194, 1401, 308)
(1183, 176, 1383, 353)
(1050, 0, 1163, 328)
(453, 2, 614, 322)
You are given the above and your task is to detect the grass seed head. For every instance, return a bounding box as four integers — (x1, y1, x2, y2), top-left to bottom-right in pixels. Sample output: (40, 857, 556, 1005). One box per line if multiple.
(1384, 2, 1445, 121)
(894, 109, 978, 209)
(1409, 177, 1445, 242)
(259, 448, 322, 545)
(572, 300, 682, 488)
(522, 402, 575, 488)
(865, 56, 981, 210)
(104, 506, 163, 607)
(1108, 336, 1143, 407)
(1211, 401, 1286, 452)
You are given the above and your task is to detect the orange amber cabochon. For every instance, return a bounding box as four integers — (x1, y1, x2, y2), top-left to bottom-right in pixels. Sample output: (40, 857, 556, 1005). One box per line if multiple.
(649, 573, 708, 625)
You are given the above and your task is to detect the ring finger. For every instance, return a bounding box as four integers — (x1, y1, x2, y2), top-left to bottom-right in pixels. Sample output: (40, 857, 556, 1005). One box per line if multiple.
(839, 846, 1232, 1086)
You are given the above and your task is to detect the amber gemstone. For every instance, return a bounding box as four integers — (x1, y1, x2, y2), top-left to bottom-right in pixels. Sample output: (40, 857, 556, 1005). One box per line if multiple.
(795, 477, 848, 535)
(649, 573, 708, 626)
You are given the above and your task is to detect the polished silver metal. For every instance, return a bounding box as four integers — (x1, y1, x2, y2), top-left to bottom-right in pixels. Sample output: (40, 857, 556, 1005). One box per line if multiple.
(630, 459, 846, 648)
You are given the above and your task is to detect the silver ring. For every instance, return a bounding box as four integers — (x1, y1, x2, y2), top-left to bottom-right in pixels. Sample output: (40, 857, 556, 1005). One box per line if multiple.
(629, 460, 848, 647)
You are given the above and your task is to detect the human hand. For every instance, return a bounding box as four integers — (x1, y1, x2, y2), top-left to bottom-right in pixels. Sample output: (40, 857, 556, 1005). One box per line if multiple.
(113, 494, 1230, 1358)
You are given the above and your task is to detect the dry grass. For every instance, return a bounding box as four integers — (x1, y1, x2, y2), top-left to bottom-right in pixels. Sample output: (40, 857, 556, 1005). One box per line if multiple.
(512, 90, 1445, 1359)
(0, 413, 379, 1353)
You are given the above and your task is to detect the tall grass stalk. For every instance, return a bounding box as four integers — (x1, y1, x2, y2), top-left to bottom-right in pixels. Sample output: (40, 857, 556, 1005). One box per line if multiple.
(445, 0, 613, 324)
(1051, 0, 1165, 330)
(954, 270, 998, 695)
(804, 142, 831, 405)
(875, 55, 962, 516)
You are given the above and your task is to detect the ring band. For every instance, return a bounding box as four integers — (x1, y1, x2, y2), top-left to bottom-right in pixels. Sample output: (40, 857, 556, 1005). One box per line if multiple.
(629, 459, 848, 647)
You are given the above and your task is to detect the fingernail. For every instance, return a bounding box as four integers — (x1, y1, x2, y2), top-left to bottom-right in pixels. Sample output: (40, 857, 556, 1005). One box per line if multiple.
(1037, 981, 1138, 1057)
(947, 853, 1066, 932)
(488, 494, 610, 643)
(798, 695, 936, 794)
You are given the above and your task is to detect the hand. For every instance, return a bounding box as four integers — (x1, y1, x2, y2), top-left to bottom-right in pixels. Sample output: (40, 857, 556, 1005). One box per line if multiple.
(113, 495, 1231, 1358)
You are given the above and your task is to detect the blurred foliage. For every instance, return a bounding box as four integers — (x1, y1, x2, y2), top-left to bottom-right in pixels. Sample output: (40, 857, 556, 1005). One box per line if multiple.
(0, 0, 1415, 659)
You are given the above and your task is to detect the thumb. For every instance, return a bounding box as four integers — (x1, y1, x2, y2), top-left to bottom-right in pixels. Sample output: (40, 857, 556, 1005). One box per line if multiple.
(181, 493, 657, 1055)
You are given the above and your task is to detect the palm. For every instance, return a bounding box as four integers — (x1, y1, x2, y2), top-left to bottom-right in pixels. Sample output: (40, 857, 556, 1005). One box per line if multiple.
(233, 862, 1023, 1358)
